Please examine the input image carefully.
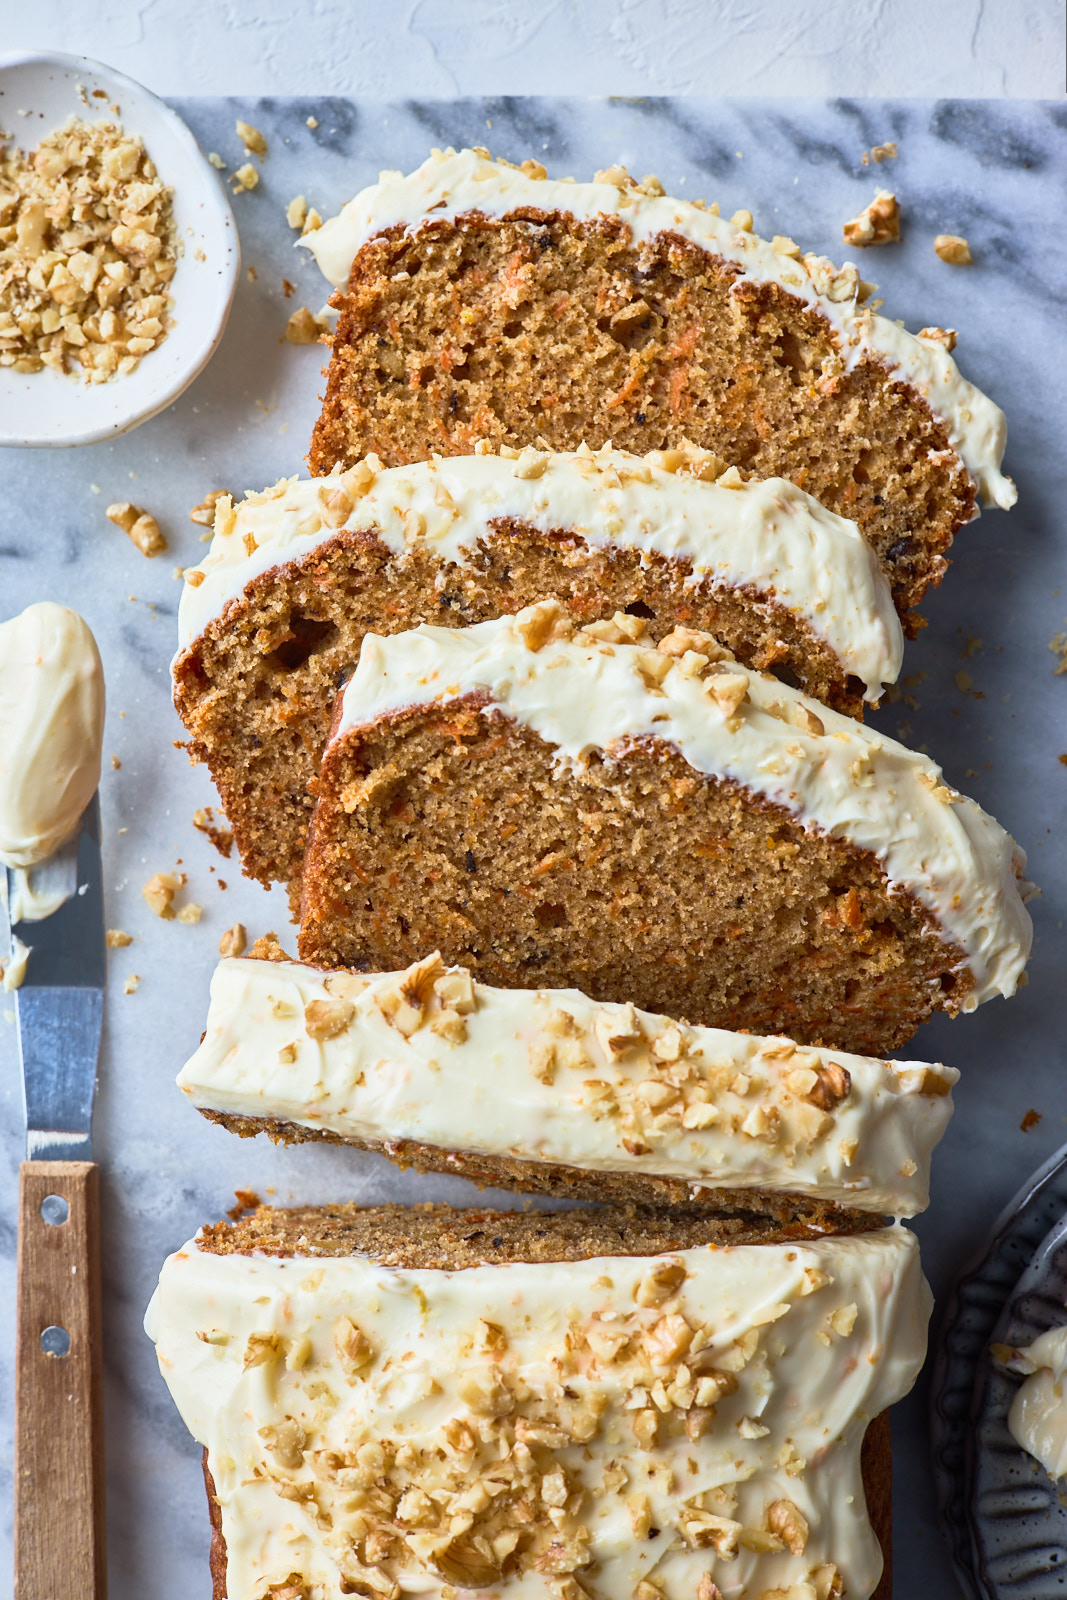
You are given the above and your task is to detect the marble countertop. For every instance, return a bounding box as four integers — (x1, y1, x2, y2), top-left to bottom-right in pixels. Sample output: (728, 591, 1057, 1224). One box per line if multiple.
(1, 95, 1066, 1598)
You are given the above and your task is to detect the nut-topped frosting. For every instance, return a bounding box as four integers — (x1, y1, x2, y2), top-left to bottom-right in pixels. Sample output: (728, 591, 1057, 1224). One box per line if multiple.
(179, 953, 956, 1216)
(176, 443, 902, 704)
(334, 602, 1032, 1009)
(302, 147, 1015, 513)
(145, 1222, 929, 1600)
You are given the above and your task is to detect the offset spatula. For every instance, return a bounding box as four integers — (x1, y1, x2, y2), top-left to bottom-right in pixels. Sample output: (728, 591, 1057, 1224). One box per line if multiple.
(11, 795, 107, 1600)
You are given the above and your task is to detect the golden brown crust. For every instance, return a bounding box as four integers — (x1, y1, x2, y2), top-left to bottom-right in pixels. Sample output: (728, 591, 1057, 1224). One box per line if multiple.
(203, 1452, 226, 1600)
(864, 1409, 894, 1600)
(195, 1104, 873, 1233)
(308, 212, 977, 622)
(297, 695, 972, 1054)
(173, 520, 862, 892)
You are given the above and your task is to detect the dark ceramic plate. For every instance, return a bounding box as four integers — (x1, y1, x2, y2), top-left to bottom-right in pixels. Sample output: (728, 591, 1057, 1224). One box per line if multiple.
(932, 1141, 1067, 1600)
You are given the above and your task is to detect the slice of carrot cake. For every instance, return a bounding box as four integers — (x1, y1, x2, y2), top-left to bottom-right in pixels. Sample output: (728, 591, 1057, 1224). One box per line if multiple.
(298, 602, 1032, 1053)
(146, 1201, 927, 1600)
(303, 147, 1016, 622)
(174, 444, 901, 892)
(180, 951, 956, 1221)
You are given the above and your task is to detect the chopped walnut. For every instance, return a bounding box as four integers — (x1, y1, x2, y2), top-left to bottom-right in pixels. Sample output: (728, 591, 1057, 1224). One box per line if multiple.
(704, 669, 749, 718)
(516, 599, 574, 652)
(317, 482, 354, 527)
(123, 973, 140, 994)
(236, 121, 268, 157)
(142, 870, 184, 918)
(286, 194, 308, 230)
(334, 1315, 374, 1377)
(842, 189, 901, 247)
(766, 1498, 809, 1555)
(105, 929, 133, 947)
(106, 501, 166, 557)
(918, 325, 958, 352)
(581, 611, 647, 647)
(176, 903, 202, 925)
(806, 1061, 852, 1110)
(232, 162, 259, 192)
(935, 233, 972, 265)
(829, 1302, 858, 1337)
(304, 995, 355, 1040)
(0, 117, 175, 381)
(635, 1257, 687, 1307)
(190, 488, 234, 527)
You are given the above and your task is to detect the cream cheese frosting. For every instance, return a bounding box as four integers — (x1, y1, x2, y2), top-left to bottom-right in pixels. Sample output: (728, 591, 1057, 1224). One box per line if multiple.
(0, 602, 105, 870)
(176, 445, 902, 703)
(302, 147, 1015, 512)
(1005, 1326, 1067, 1481)
(145, 1222, 929, 1600)
(180, 953, 956, 1217)
(335, 603, 1032, 1009)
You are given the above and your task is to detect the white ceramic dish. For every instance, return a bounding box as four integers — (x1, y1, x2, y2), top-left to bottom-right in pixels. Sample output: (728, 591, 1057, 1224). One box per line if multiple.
(0, 51, 240, 448)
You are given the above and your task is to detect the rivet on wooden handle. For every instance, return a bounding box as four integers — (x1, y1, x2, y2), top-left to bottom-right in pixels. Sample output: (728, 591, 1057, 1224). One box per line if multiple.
(15, 1160, 107, 1600)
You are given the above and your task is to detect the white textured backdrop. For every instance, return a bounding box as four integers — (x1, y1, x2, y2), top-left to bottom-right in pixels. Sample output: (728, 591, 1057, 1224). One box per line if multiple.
(6, 0, 1067, 98)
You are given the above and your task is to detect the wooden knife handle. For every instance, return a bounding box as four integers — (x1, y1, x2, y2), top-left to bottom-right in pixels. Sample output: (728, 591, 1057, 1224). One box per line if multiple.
(15, 1160, 107, 1600)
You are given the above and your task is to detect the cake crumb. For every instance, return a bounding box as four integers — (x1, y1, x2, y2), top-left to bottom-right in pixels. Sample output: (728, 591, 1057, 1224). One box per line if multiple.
(227, 1188, 261, 1219)
(235, 121, 267, 158)
(935, 233, 972, 265)
(123, 973, 140, 994)
(842, 190, 900, 247)
(105, 929, 133, 947)
(285, 306, 328, 344)
(954, 670, 973, 693)
(306, 116, 319, 129)
(1059, 754, 1067, 766)
(106, 501, 166, 557)
(862, 142, 898, 165)
(1021, 1108, 1043, 1132)
(193, 805, 234, 857)
(250, 931, 291, 962)
(1049, 632, 1067, 674)
(219, 922, 247, 958)
(111, 754, 121, 769)
(207, 152, 226, 170)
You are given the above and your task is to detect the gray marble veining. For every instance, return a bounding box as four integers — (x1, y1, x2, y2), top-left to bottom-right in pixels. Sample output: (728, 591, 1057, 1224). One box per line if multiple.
(0, 97, 1065, 1598)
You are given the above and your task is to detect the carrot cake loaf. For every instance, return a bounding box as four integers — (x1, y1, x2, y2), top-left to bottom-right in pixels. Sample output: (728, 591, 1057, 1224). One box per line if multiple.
(180, 951, 956, 1220)
(298, 602, 1032, 1053)
(174, 444, 902, 891)
(303, 147, 1016, 622)
(145, 1201, 929, 1600)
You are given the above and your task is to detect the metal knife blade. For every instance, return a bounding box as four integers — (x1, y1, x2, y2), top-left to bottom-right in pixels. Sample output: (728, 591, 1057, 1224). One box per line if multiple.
(10, 795, 106, 1163)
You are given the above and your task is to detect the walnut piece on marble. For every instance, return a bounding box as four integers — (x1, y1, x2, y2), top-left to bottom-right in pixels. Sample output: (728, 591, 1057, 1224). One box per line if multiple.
(842, 189, 901, 247)
(935, 232, 972, 265)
